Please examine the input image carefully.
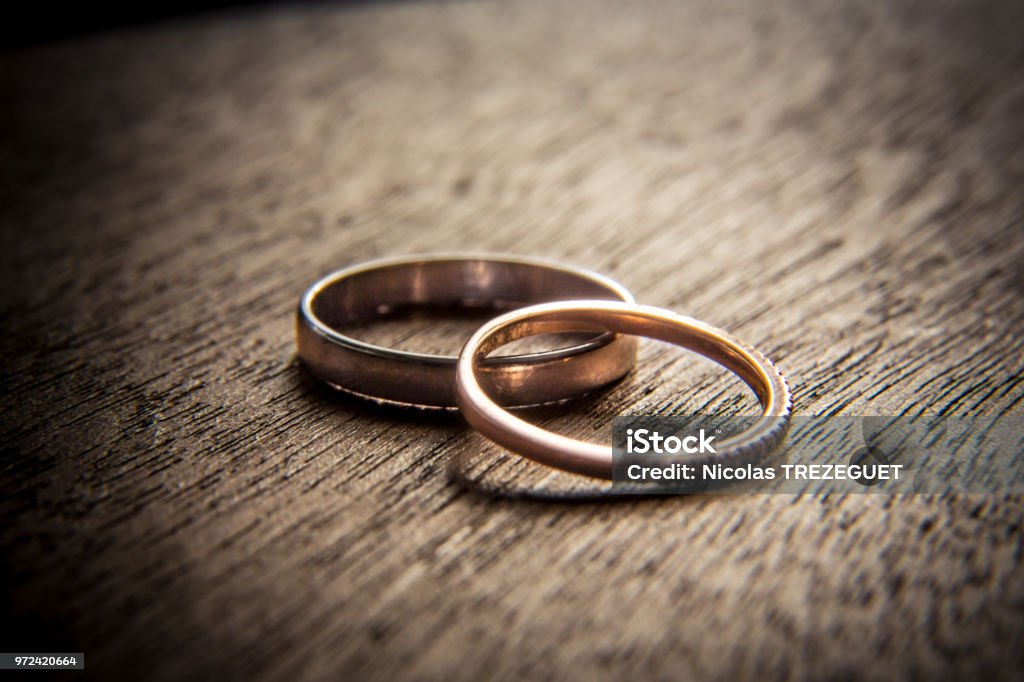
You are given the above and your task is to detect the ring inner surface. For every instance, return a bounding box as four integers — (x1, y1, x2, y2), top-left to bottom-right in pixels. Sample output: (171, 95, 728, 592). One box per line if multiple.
(475, 312, 770, 409)
(311, 260, 628, 356)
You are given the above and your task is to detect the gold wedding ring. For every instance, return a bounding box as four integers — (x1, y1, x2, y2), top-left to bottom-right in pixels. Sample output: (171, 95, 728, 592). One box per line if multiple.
(455, 301, 791, 479)
(296, 255, 637, 408)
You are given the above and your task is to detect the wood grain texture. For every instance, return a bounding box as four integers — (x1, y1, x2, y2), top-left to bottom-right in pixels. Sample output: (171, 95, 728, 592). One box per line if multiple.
(2, 0, 1023, 679)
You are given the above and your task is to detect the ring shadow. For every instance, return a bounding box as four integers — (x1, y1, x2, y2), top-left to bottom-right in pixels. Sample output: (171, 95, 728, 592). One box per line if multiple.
(292, 359, 714, 506)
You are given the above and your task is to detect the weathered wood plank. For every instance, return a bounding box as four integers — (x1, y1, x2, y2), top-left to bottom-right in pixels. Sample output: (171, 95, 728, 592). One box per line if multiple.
(1, 0, 1022, 679)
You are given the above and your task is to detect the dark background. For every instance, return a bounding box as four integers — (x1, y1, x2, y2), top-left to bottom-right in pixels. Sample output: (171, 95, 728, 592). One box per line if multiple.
(2, 2, 274, 47)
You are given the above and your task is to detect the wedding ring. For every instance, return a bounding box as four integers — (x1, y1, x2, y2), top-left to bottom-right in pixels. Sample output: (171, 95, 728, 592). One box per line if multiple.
(297, 255, 637, 408)
(455, 301, 791, 479)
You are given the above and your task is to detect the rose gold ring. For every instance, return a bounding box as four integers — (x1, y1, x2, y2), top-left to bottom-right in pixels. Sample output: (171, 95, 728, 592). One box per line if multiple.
(455, 300, 791, 479)
(297, 255, 637, 408)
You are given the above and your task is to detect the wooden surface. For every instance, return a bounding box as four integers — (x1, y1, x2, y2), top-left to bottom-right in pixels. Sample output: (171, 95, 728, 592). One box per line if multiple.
(2, 0, 1023, 679)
